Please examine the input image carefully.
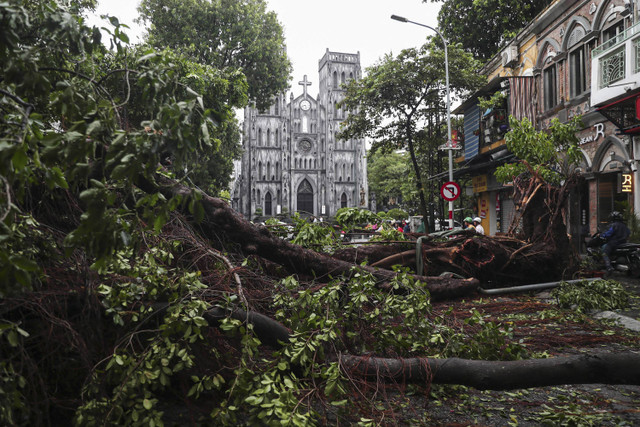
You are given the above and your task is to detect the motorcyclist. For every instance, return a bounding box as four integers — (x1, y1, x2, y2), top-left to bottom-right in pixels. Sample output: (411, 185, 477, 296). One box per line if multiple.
(463, 217, 475, 231)
(601, 211, 631, 276)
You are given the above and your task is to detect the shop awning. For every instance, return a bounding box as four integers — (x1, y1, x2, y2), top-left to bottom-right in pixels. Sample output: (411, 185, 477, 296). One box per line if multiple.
(596, 92, 640, 134)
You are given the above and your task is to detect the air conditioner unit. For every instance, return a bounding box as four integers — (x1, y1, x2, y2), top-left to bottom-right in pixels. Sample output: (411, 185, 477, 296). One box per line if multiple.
(501, 45, 519, 68)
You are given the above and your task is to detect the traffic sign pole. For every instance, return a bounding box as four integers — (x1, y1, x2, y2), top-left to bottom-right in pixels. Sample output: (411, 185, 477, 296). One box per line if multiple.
(440, 181, 460, 228)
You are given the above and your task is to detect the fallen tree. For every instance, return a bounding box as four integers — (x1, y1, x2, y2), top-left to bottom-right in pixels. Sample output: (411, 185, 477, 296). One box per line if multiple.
(3, 5, 637, 425)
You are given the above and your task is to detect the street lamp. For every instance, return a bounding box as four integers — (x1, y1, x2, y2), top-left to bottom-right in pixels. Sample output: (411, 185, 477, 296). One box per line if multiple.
(391, 14, 455, 230)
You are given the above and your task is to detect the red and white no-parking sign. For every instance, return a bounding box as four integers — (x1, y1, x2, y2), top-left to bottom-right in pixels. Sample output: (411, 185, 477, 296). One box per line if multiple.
(440, 181, 460, 202)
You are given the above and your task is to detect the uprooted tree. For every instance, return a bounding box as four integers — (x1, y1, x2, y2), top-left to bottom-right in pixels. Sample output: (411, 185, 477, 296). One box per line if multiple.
(2, 2, 639, 426)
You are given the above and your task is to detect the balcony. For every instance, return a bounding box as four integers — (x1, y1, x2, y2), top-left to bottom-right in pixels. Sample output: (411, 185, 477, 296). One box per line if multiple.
(591, 21, 640, 107)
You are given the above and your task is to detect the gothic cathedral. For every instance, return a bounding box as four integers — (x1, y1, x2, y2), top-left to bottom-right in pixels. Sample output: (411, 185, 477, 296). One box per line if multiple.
(232, 49, 368, 219)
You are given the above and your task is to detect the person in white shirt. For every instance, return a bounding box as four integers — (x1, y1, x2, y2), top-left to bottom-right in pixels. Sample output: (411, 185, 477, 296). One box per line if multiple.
(473, 217, 485, 235)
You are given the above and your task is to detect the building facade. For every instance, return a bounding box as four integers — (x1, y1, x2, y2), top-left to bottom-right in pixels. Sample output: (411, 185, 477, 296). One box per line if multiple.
(455, 0, 640, 249)
(232, 50, 368, 219)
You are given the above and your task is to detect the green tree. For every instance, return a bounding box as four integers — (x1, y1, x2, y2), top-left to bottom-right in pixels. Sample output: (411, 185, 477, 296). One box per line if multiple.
(339, 38, 483, 221)
(495, 116, 583, 185)
(427, 0, 554, 62)
(138, 0, 292, 110)
(495, 116, 582, 251)
(367, 150, 416, 213)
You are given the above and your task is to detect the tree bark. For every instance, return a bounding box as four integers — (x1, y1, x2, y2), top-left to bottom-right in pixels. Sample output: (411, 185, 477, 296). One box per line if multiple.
(340, 353, 640, 389)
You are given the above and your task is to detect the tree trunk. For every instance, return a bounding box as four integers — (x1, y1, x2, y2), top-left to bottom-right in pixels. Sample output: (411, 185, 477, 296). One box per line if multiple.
(141, 175, 478, 301)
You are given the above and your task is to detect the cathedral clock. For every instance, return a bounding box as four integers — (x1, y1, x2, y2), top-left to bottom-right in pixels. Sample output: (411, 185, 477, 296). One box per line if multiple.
(300, 99, 311, 111)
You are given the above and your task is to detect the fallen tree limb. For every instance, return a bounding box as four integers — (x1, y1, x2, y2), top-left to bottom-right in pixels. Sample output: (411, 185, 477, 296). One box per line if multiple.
(204, 306, 640, 391)
(370, 250, 415, 269)
(340, 352, 640, 389)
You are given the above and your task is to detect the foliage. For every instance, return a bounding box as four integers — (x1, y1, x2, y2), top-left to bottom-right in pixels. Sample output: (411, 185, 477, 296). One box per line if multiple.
(622, 206, 640, 243)
(335, 207, 380, 231)
(75, 242, 211, 425)
(494, 116, 583, 185)
(478, 91, 507, 112)
(339, 37, 483, 220)
(386, 208, 409, 220)
(138, 0, 292, 110)
(369, 226, 406, 242)
(427, 0, 554, 62)
(290, 213, 336, 251)
(221, 269, 529, 425)
(551, 279, 631, 314)
(367, 150, 415, 212)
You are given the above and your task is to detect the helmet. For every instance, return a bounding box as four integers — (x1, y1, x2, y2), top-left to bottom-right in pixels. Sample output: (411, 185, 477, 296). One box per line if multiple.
(473, 217, 481, 223)
(464, 217, 473, 223)
(609, 211, 623, 221)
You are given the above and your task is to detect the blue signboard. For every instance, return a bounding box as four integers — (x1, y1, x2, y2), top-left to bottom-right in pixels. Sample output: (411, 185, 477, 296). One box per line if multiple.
(463, 103, 480, 160)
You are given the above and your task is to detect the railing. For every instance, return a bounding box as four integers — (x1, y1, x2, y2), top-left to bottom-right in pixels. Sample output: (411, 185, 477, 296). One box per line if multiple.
(592, 21, 640, 57)
(600, 48, 626, 88)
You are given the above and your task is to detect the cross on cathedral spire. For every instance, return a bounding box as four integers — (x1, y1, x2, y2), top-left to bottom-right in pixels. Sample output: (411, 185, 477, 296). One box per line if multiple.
(298, 75, 312, 98)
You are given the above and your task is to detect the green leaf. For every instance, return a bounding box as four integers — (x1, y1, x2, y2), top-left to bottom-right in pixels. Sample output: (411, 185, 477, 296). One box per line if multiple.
(143, 398, 152, 410)
(12, 147, 29, 170)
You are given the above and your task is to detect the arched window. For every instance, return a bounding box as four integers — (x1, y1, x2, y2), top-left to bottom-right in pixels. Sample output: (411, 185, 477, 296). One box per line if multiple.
(275, 129, 279, 146)
(265, 192, 272, 216)
(351, 163, 354, 177)
(341, 71, 345, 85)
(258, 161, 263, 180)
(267, 162, 271, 180)
(274, 101, 279, 115)
(266, 129, 271, 146)
(349, 72, 354, 80)
(332, 71, 338, 87)
(258, 128, 263, 146)
(276, 162, 280, 179)
(342, 164, 346, 180)
(341, 193, 348, 208)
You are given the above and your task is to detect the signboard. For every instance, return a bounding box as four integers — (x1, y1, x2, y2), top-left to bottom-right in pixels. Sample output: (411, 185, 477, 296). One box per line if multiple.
(472, 174, 488, 193)
(440, 181, 461, 201)
(621, 173, 633, 193)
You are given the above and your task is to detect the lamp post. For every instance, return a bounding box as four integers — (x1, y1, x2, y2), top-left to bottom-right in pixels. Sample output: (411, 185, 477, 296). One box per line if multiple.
(391, 14, 455, 229)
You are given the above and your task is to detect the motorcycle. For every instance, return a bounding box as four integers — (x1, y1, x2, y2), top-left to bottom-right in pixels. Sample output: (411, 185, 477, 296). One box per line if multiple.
(586, 233, 640, 277)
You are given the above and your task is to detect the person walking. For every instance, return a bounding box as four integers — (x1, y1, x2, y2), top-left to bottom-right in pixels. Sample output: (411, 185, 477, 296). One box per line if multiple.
(473, 217, 485, 235)
(601, 211, 631, 276)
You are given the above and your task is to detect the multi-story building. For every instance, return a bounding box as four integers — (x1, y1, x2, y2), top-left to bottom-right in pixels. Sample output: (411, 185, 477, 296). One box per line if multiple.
(232, 49, 368, 219)
(455, 0, 640, 249)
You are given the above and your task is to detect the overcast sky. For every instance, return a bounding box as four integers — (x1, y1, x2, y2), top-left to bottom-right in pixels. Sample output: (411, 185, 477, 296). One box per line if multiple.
(87, 0, 442, 98)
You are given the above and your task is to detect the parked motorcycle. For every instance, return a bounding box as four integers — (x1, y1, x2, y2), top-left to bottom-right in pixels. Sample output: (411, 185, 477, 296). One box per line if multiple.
(586, 233, 640, 277)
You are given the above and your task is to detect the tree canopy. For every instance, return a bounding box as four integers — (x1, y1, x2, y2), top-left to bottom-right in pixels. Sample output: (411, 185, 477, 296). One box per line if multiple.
(495, 116, 583, 185)
(339, 38, 483, 220)
(427, 0, 554, 62)
(367, 150, 416, 213)
(138, 0, 292, 110)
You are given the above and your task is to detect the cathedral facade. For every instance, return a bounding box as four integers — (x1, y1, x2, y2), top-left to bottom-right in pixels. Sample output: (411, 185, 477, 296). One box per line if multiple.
(232, 49, 368, 219)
